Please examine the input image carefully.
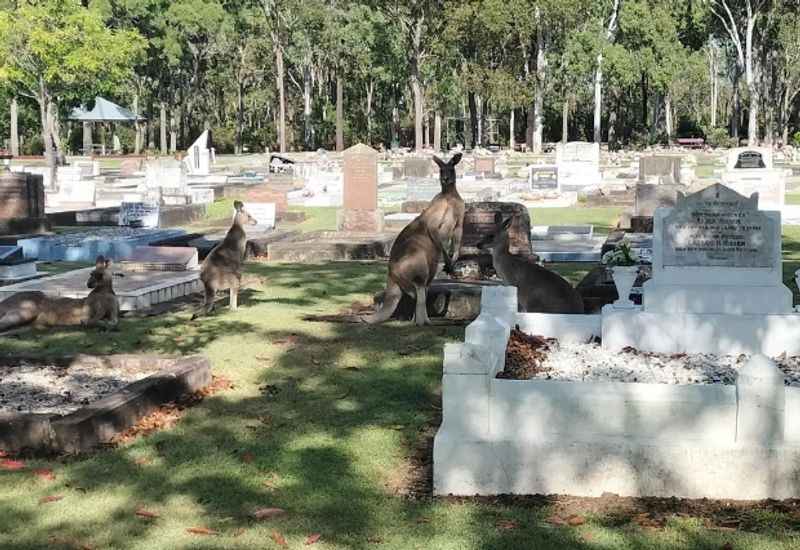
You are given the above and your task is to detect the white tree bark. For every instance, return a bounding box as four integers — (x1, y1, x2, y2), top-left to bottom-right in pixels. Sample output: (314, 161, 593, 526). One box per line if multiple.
(592, 0, 621, 144)
(160, 102, 167, 154)
(509, 108, 515, 150)
(10, 97, 19, 156)
(532, 6, 546, 153)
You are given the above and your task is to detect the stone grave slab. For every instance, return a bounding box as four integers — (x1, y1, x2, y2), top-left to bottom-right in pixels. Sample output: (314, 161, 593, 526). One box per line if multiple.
(643, 183, 790, 314)
(404, 156, 432, 178)
(339, 144, 382, 232)
(118, 246, 199, 272)
(721, 147, 785, 210)
(531, 237, 606, 263)
(0, 267, 201, 312)
(267, 231, 395, 262)
(0, 246, 24, 264)
(555, 142, 601, 191)
(531, 225, 594, 241)
(528, 164, 558, 191)
(459, 202, 533, 257)
(474, 157, 496, 174)
(634, 183, 685, 218)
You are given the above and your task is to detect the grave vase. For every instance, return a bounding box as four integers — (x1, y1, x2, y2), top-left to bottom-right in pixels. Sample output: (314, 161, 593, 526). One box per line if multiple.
(611, 265, 639, 309)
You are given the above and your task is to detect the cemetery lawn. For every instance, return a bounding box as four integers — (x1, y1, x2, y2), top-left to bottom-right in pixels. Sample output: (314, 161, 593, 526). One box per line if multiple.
(2, 260, 800, 549)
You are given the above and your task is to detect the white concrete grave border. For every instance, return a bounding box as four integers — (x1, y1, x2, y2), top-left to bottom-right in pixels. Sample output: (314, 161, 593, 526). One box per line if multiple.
(433, 285, 800, 499)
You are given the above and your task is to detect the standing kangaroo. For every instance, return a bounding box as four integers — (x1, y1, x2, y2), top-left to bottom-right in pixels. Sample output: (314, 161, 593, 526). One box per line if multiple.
(477, 216, 584, 314)
(363, 154, 464, 326)
(194, 200, 257, 318)
(0, 256, 119, 332)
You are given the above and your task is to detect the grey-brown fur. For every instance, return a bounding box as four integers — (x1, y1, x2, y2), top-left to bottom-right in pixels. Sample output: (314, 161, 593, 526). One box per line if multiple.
(477, 215, 584, 314)
(0, 255, 119, 332)
(363, 153, 464, 326)
(194, 200, 257, 318)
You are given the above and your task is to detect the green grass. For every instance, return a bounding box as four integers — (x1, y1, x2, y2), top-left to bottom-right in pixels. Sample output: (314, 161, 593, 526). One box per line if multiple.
(786, 193, 800, 206)
(529, 207, 623, 235)
(2, 257, 800, 548)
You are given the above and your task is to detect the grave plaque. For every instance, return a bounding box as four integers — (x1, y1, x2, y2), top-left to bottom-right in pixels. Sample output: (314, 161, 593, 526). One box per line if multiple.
(639, 155, 681, 184)
(245, 202, 276, 230)
(661, 184, 773, 268)
(634, 183, 684, 217)
(404, 157, 432, 178)
(474, 157, 496, 174)
(119, 202, 160, 228)
(734, 151, 766, 169)
(460, 202, 532, 256)
(343, 143, 378, 210)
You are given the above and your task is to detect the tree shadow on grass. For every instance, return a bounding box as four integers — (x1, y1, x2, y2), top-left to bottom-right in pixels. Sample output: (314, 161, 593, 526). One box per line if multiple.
(1, 261, 798, 549)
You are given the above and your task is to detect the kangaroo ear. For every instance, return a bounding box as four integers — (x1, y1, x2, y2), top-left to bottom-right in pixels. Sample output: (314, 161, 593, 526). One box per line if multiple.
(95, 255, 106, 267)
(493, 212, 502, 224)
(501, 217, 514, 231)
(432, 156, 446, 168)
(449, 153, 463, 166)
(105, 258, 113, 268)
(233, 200, 244, 211)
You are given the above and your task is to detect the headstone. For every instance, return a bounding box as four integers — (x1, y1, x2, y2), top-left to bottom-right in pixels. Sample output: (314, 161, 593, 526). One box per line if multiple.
(459, 202, 533, 257)
(528, 164, 559, 191)
(338, 143, 383, 232)
(555, 142, 601, 191)
(184, 130, 214, 176)
(634, 183, 685, 218)
(721, 147, 785, 210)
(404, 156, 432, 178)
(119, 202, 160, 228)
(189, 188, 215, 205)
(119, 158, 142, 177)
(245, 202, 276, 230)
(643, 183, 791, 314)
(119, 246, 199, 271)
(245, 185, 289, 214)
(639, 155, 681, 184)
(0, 172, 45, 223)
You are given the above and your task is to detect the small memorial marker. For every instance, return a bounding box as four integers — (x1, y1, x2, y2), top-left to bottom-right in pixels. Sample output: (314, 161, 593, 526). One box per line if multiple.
(245, 202, 276, 230)
(119, 202, 160, 228)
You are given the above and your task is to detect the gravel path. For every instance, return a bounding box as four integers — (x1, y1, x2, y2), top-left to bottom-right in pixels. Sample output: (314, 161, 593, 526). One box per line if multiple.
(521, 342, 800, 386)
(0, 361, 163, 415)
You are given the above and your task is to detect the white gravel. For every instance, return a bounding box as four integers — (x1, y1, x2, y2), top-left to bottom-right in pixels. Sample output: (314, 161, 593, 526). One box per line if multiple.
(0, 362, 163, 416)
(534, 342, 800, 387)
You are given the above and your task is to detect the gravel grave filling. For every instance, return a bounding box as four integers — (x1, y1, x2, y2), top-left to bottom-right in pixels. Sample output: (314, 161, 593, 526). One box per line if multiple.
(499, 328, 800, 386)
(0, 360, 164, 415)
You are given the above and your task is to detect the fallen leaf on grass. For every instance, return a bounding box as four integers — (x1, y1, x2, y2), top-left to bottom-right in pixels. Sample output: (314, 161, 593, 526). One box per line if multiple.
(241, 451, 255, 464)
(1, 458, 25, 471)
(546, 515, 566, 526)
(186, 527, 217, 536)
(415, 517, 430, 524)
(252, 507, 287, 520)
(496, 519, 518, 530)
(566, 515, 586, 526)
(135, 508, 160, 519)
(367, 536, 384, 544)
(32, 468, 55, 481)
(305, 533, 321, 545)
(39, 495, 64, 504)
(134, 457, 152, 466)
(271, 530, 288, 546)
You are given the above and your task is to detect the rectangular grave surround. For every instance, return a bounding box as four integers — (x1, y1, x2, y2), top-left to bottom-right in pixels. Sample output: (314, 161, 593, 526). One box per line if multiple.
(433, 286, 800, 499)
(0, 266, 201, 311)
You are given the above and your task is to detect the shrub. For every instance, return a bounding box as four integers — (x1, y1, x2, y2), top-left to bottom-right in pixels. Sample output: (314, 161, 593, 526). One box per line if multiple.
(792, 131, 800, 149)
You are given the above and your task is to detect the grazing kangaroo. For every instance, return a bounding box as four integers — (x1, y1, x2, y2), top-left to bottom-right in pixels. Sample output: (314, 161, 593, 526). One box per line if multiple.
(194, 200, 257, 318)
(477, 216, 584, 314)
(0, 256, 119, 332)
(363, 154, 464, 326)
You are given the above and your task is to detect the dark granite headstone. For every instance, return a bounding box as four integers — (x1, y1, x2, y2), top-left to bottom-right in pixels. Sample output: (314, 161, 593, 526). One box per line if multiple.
(734, 151, 766, 169)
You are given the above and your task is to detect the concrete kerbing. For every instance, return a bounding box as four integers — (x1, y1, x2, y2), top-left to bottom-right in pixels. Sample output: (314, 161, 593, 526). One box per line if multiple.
(433, 286, 800, 499)
(0, 354, 211, 454)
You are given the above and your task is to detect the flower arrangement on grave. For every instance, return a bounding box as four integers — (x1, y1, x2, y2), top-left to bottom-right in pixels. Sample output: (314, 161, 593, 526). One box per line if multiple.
(601, 239, 640, 267)
(602, 239, 640, 308)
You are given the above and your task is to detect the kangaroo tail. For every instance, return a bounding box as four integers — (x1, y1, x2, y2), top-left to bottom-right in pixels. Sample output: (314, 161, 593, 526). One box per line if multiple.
(361, 277, 404, 324)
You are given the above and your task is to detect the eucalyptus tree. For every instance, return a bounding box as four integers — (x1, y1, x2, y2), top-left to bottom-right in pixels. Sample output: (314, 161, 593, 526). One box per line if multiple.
(0, 0, 143, 173)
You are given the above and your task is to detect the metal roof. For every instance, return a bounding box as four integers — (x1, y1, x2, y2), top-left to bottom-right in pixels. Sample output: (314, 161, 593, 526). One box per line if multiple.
(69, 97, 145, 122)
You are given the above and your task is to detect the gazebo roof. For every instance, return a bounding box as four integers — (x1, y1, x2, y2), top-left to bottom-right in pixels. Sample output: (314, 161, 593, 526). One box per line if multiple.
(69, 97, 145, 122)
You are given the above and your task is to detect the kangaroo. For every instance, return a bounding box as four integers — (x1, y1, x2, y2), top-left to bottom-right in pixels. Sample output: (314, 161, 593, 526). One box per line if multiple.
(0, 256, 119, 332)
(477, 215, 584, 314)
(194, 200, 257, 318)
(362, 154, 464, 326)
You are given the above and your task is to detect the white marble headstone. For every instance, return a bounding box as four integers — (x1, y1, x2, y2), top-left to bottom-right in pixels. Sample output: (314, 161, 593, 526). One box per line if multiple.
(243, 202, 276, 230)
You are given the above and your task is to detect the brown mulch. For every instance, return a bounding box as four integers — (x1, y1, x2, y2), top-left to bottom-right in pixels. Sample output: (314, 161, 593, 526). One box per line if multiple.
(496, 328, 556, 380)
(109, 375, 234, 445)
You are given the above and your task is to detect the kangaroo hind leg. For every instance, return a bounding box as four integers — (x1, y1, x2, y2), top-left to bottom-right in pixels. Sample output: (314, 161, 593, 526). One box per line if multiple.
(413, 285, 430, 327)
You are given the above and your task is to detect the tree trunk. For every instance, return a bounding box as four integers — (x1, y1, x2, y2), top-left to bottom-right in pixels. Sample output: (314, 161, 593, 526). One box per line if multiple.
(748, 84, 759, 145)
(526, 103, 534, 150)
(160, 102, 168, 154)
(665, 94, 673, 144)
(593, 54, 603, 143)
(365, 80, 374, 144)
(424, 113, 430, 149)
(37, 82, 54, 178)
(608, 98, 618, 150)
(710, 51, 718, 127)
(510, 108, 516, 150)
(235, 81, 244, 154)
(83, 122, 92, 155)
(782, 89, 792, 145)
(275, 42, 287, 153)
(411, 70, 424, 153)
(335, 74, 344, 152)
(133, 94, 142, 155)
(476, 95, 483, 147)
(169, 112, 177, 154)
(532, 7, 545, 154)
(48, 101, 65, 165)
(434, 111, 442, 152)
(303, 65, 312, 149)
(561, 98, 569, 144)
(468, 91, 478, 148)
(10, 97, 19, 156)
(732, 72, 741, 140)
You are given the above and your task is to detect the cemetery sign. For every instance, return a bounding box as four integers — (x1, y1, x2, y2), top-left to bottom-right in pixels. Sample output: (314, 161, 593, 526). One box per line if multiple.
(661, 184, 773, 268)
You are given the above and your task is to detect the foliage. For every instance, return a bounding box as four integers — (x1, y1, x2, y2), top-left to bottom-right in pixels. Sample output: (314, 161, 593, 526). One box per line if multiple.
(793, 132, 800, 148)
(707, 127, 737, 148)
(602, 239, 640, 266)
